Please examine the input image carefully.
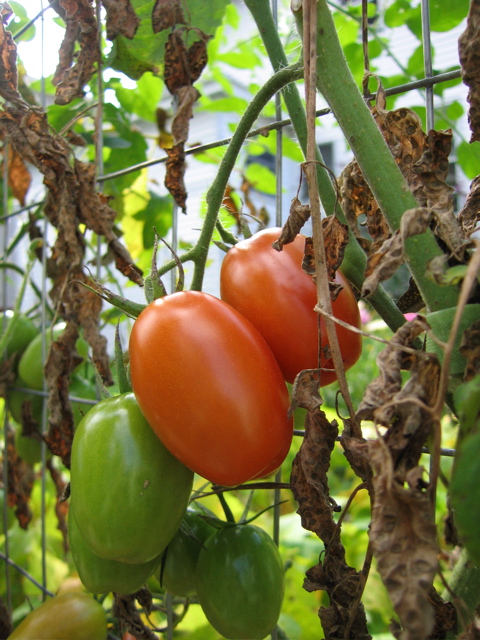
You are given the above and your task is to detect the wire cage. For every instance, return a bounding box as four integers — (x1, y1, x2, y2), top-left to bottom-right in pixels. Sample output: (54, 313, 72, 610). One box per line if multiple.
(0, 0, 477, 638)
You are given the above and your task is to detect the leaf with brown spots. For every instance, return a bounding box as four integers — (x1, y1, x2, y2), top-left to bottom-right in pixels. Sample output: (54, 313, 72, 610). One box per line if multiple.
(102, 0, 139, 40)
(152, 0, 186, 33)
(459, 1, 480, 143)
(362, 207, 433, 299)
(164, 30, 190, 94)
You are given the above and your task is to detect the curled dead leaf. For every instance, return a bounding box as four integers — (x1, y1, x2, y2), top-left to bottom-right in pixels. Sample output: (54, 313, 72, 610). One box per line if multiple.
(459, 1, 480, 143)
(366, 439, 438, 640)
(152, 0, 186, 34)
(102, 0, 139, 40)
(272, 197, 311, 250)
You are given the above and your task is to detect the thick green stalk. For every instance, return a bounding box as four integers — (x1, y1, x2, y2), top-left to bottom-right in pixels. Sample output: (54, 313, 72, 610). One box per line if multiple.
(244, 0, 407, 332)
(291, 0, 458, 313)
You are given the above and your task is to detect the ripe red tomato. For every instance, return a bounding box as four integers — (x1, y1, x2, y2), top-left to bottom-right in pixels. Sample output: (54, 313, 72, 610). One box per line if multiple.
(129, 291, 292, 487)
(220, 227, 362, 386)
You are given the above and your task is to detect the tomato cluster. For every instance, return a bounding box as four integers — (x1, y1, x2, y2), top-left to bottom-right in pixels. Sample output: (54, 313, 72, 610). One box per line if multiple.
(5, 227, 362, 637)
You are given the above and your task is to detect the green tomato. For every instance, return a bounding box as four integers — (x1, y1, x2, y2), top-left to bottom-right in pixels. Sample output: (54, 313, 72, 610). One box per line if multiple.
(159, 506, 215, 597)
(68, 508, 161, 595)
(8, 591, 107, 639)
(70, 392, 194, 564)
(18, 323, 89, 391)
(195, 524, 285, 639)
(1, 311, 37, 358)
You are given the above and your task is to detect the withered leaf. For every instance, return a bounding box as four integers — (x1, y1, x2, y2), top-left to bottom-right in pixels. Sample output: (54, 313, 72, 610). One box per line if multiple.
(112, 593, 157, 640)
(357, 315, 430, 423)
(5, 427, 34, 529)
(47, 459, 69, 552)
(272, 197, 311, 251)
(164, 31, 190, 94)
(0, 3, 13, 24)
(0, 20, 22, 104)
(289, 369, 323, 415)
(459, 1, 480, 143)
(367, 440, 438, 640)
(187, 36, 210, 84)
(171, 85, 200, 145)
(458, 175, 480, 237)
(338, 159, 387, 253)
(2, 142, 31, 205)
(152, 0, 186, 34)
(165, 142, 187, 212)
(54, 0, 100, 105)
(459, 319, 480, 379)
(321, 215, 350, 281)
(362, 207, 433, 299)
(290, 394, 370, 639)
(102, 0, 139, 40)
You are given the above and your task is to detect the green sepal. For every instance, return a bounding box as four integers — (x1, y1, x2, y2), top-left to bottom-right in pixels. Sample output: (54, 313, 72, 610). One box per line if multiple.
(78, 279, 146, 318)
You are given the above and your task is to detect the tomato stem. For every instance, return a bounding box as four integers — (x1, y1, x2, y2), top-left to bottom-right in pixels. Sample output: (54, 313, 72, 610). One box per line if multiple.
(217, 492, 236, 524)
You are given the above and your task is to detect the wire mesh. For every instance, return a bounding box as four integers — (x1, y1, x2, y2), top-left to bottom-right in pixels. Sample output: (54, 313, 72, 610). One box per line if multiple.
(0, 0, 467, 637)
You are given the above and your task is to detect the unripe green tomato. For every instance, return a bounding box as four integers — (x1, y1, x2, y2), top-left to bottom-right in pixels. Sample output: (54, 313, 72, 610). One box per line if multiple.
(195, 524, 285, 639)
(18, 323, 89, 391)
(159, 506, 215, 597)
(1, 311, 37, 358)
(7, 592, 107, 639)
(68, 508, 161, 595)
(70, 393, 194, 564)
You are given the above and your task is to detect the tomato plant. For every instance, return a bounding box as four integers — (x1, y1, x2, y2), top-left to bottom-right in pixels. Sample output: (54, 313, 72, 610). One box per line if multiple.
(69, 392, 194, 564)
(129, 290, 293, 487)
(220, 227, 362, 386)
(158, 505, 215, 597)
(8, 591, 107, 639)
(68, 507, 161, 595)
(195, 523, 285, 639)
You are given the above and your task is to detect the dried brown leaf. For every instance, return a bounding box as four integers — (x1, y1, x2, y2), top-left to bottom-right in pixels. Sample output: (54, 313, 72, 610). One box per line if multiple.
(3, 143, 31, 205)
(367, 439, 438, 640)
(357, 316, 430, 423)
(290, 378, 370, 639)
(164, 31, 190, 94)
(112, 593, 157, 640)
(0, 3, 13, 23)
(171, 85, 200, 145)
(459, 319, 480, 379)
(165, 142, 187, 212)
(0, 20, 22, 104)
(338, 159, 387, 253)
(54, 0, 100, 105)
(102, 0, 139, 40)
(362, 207, 433, 299)
(459, 1, 480, 143)
(458, 175, 480, 237)
(152, 0, 186, 33)
(187, 36, 210, 84)
(272, 197, 311, 250)
(5, 428, 34, 529)
(47, 459, 69, 552)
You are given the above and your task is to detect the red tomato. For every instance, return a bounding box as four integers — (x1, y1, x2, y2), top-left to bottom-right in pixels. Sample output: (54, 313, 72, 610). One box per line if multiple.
(129, 291, 292, 487)
(220, 227, 362, 386)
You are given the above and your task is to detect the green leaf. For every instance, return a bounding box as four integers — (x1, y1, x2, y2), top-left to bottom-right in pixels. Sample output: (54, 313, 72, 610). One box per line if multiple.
(199, 96, 249, 115)
(108, 0, 230, 80)
(446, 100, 464, 121)
(134, 192, 173, 248)
(332, 12, 359, 48)
(112, 72, 164, 122)
(8, 1, 36, 42)
(244, 162, 277, 195)
(407, 44, 429, 79)
(450, 431, 480, 567)
(218, 45, 262, 70)
(429, 0, 470, 32)
(457, 140, 480, 179)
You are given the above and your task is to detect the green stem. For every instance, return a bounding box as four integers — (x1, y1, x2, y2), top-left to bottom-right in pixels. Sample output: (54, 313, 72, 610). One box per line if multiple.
(163, 64, 302, 291)
(244, 0, 407, 332)
(292, 0, 458, 313)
